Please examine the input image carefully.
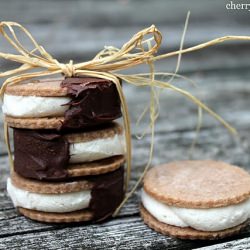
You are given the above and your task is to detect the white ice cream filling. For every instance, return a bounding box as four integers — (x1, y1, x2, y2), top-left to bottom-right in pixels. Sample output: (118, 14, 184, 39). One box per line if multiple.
(69, 134, 125, 163)
(2, 94, 71, 117)
(141, 189, 250, 232)
(7, 178, 91, 213)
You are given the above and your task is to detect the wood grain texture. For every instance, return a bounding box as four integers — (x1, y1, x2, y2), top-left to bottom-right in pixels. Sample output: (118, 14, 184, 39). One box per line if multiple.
(198, 236, 250, 250)
(1, 68, 250, 250)
(1, 0, 250, 249)
(1, 123, 250, 249)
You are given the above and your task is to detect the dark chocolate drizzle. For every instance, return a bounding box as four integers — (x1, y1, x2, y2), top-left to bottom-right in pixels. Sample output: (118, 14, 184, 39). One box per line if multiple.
(90, 166, 124, 221)
(61, 77, 122, 130)
(14, 129, 69, 180)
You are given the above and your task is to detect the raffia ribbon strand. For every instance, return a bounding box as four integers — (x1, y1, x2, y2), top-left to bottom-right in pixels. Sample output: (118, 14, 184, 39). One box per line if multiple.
(1, 13, 250, 215)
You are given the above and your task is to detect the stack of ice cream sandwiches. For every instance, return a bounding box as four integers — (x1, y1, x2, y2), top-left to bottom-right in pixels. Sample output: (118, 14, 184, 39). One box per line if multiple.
(3, 77, 126, 223)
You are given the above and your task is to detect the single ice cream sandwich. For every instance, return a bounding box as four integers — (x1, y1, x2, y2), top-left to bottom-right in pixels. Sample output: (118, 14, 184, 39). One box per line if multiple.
(7, 167, 124, 223)
(3, 77, 121, 130)
(140, 160, 250, 240)
(13, 122, 125, 180)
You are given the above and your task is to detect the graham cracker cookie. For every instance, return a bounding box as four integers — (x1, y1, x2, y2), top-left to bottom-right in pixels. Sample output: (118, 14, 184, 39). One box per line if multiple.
(5, 116, 124, 131)
(18, 207, 93, 223)
(11, 154, 125, 193)
(5, 115, 64, 129)
(11, 171, 94, 194)
(65, 122, 123, 143)
(68, 155, 125, 177)
(140, 205, 247, 240)
(144, 160, 250, 208)
(5, 79, 67, 97)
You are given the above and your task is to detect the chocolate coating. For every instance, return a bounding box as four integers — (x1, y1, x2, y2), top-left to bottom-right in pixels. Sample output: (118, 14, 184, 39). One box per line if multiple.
(90, 166, 124, 221)
(14, 128, 124, 220)
(61, 77, 122, 130)
(14, 129, 69, 180)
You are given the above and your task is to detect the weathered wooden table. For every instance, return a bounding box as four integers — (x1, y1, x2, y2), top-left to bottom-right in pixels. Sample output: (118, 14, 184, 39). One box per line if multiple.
(1, 1, 250, 249)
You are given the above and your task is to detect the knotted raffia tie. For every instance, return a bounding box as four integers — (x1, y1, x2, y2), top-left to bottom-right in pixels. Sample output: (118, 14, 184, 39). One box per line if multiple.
(1, 13, 250, 215)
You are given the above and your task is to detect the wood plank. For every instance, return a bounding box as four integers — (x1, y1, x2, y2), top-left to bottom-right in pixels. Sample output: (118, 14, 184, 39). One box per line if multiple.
(0, 1, 250, 72)
(0, 124, 249, 241)
(1, 35, 250, 74)
(1, 125, 250, 191)
(1, 68, 250, 148)
(0, 216, 249, 250)
(198, 236, 250, 250)
(2, 0, 249, 27)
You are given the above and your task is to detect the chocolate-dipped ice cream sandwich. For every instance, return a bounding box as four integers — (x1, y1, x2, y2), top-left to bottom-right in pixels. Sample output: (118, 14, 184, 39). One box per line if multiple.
(13, 122, 125, 180)
(7, 166, 124, 223)
(3, 77, 121, 130)
(141, 161, 250, 240)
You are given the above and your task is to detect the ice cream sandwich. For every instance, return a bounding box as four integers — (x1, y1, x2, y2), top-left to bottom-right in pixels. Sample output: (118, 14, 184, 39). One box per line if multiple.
(3, 77, 121, 130)
(13, 122, 125, 180)
(7, 166, 124, 223)
(140, 160, 250, 240)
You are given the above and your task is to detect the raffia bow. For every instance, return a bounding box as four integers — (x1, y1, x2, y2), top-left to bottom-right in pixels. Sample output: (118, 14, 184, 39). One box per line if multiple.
(1, 13, 250, 215)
